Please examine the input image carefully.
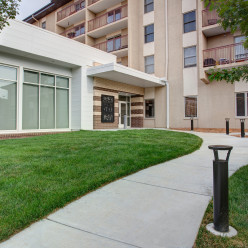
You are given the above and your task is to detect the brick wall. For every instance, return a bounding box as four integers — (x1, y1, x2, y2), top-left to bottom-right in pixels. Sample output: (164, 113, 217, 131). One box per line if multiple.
(93, 78, 145, 129)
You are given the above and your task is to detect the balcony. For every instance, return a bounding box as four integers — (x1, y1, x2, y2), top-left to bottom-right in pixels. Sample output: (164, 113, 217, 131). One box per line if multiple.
(202, 9, 226, 37)
(57, 0, 86, 28)
(203, 42, 248, 67)
(88, 4, 128, 38)
(60, 22, 85, 43)
(94, 35, 128, 57)
(88, 0, 126, 14)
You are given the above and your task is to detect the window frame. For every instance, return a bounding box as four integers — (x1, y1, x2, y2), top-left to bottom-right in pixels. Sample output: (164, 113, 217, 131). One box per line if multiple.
(144, 24, 154, 43)
(144, 0, 154, 14)
(184, 96, 198, 118)
(183, 10, 196, 33)
(145, 55, 155, 74)
(145, 99, 155, 118)
(235, 92, 248, 118)
(184, 46, 197, 68)
(23, 68, 71, 130)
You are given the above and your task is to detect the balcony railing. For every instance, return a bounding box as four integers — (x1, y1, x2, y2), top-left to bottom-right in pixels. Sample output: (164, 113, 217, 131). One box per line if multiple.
(94, 35, 128, 53)
(203, 42, 248, 67)
(88, 0, 100, 6)
(88, 5, 128, 32)
(202, 9, 220, 27)
(60, 23, 85, 39)
(57, 0, 85, 22)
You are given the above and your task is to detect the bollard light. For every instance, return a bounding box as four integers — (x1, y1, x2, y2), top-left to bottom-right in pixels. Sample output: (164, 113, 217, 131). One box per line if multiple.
(190, 117, 194, 131)
(240, 119, 245, 138)
(225, 118, 230, 135)
(207, 145, 237, 237)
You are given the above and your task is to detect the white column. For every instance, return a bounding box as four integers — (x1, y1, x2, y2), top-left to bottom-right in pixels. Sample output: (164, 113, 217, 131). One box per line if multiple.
(17, 66, 23, 132)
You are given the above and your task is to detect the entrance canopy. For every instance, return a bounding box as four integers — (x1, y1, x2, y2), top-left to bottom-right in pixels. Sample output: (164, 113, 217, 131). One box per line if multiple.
(87, 63, 165, 88)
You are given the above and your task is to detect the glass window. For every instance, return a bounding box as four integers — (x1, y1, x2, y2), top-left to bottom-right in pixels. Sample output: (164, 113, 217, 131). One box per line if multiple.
(145, 24, 154, 43)
(184, 11, 196, 33)
(236, 93, 246, 116)
(42, 21, 46, 29)
(56, 89, 69, 128)
(185, 97, 197, 117)
(23, 70, 70, 130)
(145, 0, 154, 13)
(0, 65, 17, 81)
(56, 76, 69, 88)
(145, 99, 155, 118)
(184, 46, 197, 67)
(115, 9, 121, 21)
(0, 65, 17, 130)
(40, 86, 55, 129)
(22, 84, 39, 129)
(107, 11, 114, 23)
(107, 39, 114, 52)
(41, 73, 55, 86)
(24, 70, 39, 84)
(0, 80, 17, 130)
(145, 55, 154, 74)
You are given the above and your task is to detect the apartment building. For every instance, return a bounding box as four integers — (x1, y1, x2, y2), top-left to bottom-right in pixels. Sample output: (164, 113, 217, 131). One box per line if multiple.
(0, 0, 247, 134)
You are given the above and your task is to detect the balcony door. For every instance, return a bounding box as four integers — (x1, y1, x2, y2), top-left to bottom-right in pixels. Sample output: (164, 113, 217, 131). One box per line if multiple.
(235, 36, 248, 61)
(107, 36, 121, 52)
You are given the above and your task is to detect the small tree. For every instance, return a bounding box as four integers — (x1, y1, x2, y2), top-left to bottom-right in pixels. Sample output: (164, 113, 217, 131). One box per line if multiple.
(0, 0, 21, 31)
(203, 0, 248, 83)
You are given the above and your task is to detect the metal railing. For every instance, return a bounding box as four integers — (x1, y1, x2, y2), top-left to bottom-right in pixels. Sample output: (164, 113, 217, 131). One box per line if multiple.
(94, 35, 128, 52)
(203, 42, 248, 67)
(202, 9, 220, 27)
(60, 23, 85, 39)
(57, 0, 85, 22)
(88, 4, 128, 32)
(88, 0, 100, 6)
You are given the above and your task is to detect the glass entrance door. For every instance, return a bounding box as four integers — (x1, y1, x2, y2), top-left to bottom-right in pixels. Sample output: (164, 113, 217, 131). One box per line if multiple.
(119, 101, 131, 128)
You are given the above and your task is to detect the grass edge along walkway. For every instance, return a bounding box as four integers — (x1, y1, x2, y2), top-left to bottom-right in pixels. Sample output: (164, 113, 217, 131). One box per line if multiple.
(0, 129, 202, 242)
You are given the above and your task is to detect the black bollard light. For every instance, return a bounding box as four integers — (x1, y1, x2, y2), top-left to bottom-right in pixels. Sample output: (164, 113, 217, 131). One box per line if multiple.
(191, 117, 194, 131)
(240, 119, 245, 138)
(225, 118, 230, 135)
(207, 145, 237, 237)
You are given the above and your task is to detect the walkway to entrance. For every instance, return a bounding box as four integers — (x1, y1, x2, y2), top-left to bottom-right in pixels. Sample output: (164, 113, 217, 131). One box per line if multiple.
(1, 131, 248, 248)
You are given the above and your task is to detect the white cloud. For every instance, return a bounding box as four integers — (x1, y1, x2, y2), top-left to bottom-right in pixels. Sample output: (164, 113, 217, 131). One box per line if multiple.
(16, 0, 51, 20)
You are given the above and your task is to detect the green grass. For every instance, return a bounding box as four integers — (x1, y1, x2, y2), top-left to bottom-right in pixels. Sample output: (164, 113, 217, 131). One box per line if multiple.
(194, 165, 248, 248)
(0, 129, 202, 242)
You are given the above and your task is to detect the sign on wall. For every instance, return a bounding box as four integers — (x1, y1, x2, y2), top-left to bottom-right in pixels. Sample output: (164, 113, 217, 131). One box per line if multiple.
(101, 95, 115, 123)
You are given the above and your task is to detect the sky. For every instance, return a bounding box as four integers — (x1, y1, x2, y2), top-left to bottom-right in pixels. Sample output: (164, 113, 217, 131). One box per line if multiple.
(16, 0, 50, 20)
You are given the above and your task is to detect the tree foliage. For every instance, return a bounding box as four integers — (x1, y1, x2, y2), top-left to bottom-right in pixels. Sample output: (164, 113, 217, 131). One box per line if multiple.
(203, 0, 248, 83)
(0, 0, 21, 31)
(208, 66, 248, 83)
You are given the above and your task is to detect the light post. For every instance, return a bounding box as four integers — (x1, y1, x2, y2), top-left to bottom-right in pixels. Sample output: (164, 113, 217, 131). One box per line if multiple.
(240, 119, 245, 138)
(225, 118, 230, 135)
(207, 145, 237, 237)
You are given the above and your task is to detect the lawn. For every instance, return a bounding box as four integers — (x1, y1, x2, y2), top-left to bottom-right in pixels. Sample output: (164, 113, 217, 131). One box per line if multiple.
(194, 165, 248, 248)
(0, 129, 202, 242)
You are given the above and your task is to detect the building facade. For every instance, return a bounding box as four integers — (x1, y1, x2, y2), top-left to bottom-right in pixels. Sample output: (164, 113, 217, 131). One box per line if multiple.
(0, 0, 247, 134)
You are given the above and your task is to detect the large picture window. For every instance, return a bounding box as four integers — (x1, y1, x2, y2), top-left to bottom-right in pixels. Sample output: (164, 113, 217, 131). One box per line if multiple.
(0, 65, 17, 130)
(185, 97, 197, 118)
(236, 92, 248, 117)
(23, 70, 70, 130)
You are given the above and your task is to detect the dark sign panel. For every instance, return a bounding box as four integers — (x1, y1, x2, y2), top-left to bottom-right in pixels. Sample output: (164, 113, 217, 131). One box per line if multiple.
(101, 95, 115, 123)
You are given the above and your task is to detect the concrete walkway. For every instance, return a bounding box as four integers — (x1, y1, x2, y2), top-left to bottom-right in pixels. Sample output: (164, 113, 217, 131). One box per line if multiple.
(1, 131, 248, 248)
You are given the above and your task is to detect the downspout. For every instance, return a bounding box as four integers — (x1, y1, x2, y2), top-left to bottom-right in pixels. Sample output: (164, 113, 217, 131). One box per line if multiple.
(165, 0, 170, 129)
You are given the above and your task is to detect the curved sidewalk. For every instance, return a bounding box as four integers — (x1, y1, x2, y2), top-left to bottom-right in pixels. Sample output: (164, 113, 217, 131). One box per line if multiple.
(1, 132, 248, 248)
